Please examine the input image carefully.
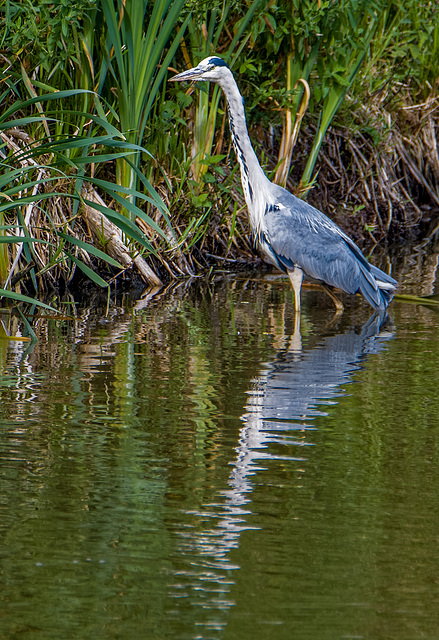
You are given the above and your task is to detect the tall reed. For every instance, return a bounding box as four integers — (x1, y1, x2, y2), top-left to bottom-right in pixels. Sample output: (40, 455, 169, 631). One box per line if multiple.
(97, 0, 190, 219)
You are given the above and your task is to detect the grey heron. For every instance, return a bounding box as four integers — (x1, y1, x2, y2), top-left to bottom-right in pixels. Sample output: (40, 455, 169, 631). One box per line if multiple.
(170, 56, 397, 313)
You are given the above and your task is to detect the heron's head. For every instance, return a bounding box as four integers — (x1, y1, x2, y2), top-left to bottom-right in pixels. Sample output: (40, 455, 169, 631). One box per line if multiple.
(170, 56, 230, 84)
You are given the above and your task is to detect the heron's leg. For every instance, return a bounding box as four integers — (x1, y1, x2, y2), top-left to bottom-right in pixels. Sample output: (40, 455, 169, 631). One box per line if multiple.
(321, 284, 344, 312)
(288, 267, 303, 314)
(290, 310, 302, 352)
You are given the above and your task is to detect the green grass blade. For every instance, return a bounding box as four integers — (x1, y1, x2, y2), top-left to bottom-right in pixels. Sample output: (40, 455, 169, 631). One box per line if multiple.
(0, 289, 59, 312)
(56, 232, 123, 267)
(0, 237, 48, 244)
(86, 177, 169, 237)
(64, 250, 109, 288)
(82, 198, 157, 253)
(0, 90, 92, 123)
(15, 306, 38, 342)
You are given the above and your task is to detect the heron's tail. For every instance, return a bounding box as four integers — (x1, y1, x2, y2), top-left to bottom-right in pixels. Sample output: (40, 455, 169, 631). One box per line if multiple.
(371, 264, 397, 303)
(360, 264, 397, 310)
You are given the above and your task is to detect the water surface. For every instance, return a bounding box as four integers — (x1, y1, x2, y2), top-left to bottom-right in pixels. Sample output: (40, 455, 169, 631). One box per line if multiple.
(1, 255, 439, 639)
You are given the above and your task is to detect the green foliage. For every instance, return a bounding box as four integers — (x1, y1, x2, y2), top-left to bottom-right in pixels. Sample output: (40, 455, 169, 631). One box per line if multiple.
(95, 0, 190, 218)
(2, 0, 191, 224)
(0, 286, 59, 310)
(242, 0, 388, 188)
(0, 79, 170, 320)
(2, 0, 97, 73)
(301, 4, 383, 186)
(358, 1, 439, 97)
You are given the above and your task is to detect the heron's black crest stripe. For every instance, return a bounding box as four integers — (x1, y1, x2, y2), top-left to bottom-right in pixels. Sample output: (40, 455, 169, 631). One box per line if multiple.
(209, 57, 229, 68)
(265, 204, 280, 215)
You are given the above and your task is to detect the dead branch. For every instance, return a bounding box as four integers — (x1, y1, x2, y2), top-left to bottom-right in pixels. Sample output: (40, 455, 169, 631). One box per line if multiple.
(81, 183, 163, 287)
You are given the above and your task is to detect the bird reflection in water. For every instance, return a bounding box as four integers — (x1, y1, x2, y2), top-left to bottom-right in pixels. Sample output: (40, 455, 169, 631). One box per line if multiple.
(171, 313, 394, 627)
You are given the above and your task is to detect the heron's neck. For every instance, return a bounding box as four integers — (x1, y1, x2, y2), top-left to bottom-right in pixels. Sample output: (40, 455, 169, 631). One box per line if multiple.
(218, 73, 270, 212)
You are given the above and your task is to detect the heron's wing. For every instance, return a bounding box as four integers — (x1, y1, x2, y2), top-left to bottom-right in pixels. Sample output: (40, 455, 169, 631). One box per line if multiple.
(263, 191, 395, 308)
(263, 194, 361, 291)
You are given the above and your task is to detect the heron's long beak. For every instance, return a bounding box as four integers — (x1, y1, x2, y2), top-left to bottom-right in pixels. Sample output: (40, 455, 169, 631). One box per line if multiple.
(169, 66, 202, 82)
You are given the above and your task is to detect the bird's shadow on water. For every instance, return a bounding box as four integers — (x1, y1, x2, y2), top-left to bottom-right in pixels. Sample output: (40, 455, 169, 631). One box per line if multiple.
(171, 309, 395, 622)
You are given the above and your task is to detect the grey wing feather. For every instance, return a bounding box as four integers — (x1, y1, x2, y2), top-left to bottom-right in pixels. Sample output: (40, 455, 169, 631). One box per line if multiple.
(263, 189, 397, 310)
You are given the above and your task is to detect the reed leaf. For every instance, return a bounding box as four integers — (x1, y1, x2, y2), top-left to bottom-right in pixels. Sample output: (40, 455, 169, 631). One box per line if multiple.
(81, 198, 157, 254)
(0, 237, 48, 244)
(55, 232, 123, 268)
(301, 5, 381, 188)
(0, 288, 59, 312)
(15, 307, 37, 343)
(0, 81, 168, 309)
(98, 0, 190, 218)
(64, 250, 110, 288)
(0, 90, 92, 124)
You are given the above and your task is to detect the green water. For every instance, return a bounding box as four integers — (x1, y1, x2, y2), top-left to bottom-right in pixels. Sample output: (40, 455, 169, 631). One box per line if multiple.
(1, 269, 439, 639)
